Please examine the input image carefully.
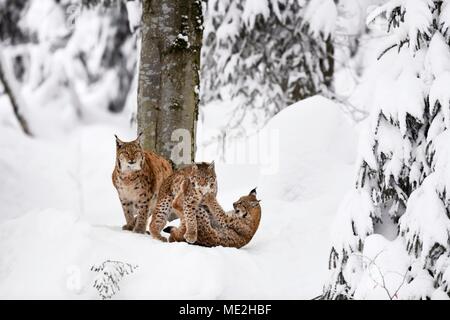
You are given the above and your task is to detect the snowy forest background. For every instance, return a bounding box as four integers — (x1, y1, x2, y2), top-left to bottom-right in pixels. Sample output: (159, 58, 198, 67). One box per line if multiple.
(1, 0, 450, 300)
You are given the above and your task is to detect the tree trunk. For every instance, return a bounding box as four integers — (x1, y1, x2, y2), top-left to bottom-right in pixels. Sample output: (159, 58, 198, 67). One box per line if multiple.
(0, 55, 32, 136)
(137, 0, 202, 165)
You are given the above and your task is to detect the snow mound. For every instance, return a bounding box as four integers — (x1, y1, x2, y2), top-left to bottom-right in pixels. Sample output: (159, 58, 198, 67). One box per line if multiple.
(0, 96, 358, 299)
(258, 96, 357, 202)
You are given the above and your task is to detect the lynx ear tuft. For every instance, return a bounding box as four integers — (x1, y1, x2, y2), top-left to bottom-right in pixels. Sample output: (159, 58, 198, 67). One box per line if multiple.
(208, 160, 215, 170)
(115, 134, 124, 147)
(249, 187, 257, 196)
(135, 132, 143, 145)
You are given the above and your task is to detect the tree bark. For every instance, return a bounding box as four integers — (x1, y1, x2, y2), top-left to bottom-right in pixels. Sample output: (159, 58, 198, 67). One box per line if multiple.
(138, 0, 202, 165)
(0, 56, 32, 136)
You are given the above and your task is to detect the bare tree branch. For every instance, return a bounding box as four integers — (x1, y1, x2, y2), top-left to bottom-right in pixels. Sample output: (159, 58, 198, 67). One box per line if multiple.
(0, 54, 32, 136)
(353, 251, 410, 300)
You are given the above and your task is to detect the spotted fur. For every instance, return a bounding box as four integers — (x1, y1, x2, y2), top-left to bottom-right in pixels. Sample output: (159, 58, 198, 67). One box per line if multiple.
(149, 162, 217, 243)
(166, 188, 261, 248)
(112, 134, 172, 233)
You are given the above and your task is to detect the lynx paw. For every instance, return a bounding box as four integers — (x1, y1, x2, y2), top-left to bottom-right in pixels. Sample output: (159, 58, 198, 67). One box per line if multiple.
(132, 224, 146, 234)
(153, 235, 168, 242)
(184, 232, 197, 244)
(122, 224, 134, 231)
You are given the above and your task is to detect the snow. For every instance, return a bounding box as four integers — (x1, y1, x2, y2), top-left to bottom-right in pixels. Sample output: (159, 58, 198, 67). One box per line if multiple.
(348, 233, 436, 300)
(6, 0, 449, 301)
(441, 0, 450, 42)
(427, 34, 450, 128)
(176, 33, 190, 48)
(367, 0, 433, 52)
(125, 0, 142, 33)
(201, 0, 341, 147)
(402, 0, 434, 51)
(2, 0, 138, 138)
(431, 288, 450, 300)
(0, 96, 358, 299)
(241, 0, 270, 29)
(21, 0, 70, 42)
(425, 33, 450, 77)
(353, 235, 409, 300)
(325, 0, 450, 300)
(331, 189, 374, 255)
(350, 232, 444, 300)
(397, 130, 450, 287)
(255, 96, 357, 201)
(400, 175, 450, 264)
(303, 0, 338, 38)
(429, 72, 450, 128)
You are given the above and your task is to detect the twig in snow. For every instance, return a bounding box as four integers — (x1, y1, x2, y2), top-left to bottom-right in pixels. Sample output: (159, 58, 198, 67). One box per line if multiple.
(353, 251, 410, 300)
(91, 260, 138, 300)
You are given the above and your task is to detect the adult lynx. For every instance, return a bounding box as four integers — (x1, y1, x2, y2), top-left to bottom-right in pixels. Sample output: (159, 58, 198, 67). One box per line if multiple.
(112, 134, 172, 233)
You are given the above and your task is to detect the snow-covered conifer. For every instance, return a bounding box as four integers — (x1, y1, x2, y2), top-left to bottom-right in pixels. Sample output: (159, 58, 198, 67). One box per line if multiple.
(324, 0, 450, 300)
(201, 0, 336, 136)
(0, 0, 138, 136)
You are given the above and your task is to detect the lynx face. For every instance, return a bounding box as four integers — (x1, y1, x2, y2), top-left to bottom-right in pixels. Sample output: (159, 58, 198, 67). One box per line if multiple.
(233, 189, 260, 218)
(115, 135, 144, 172)
(190, 162, 217, 195)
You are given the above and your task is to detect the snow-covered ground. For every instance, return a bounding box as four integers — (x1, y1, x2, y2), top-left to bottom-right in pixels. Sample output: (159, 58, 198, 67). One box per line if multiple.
(0, 96, 358, 299)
